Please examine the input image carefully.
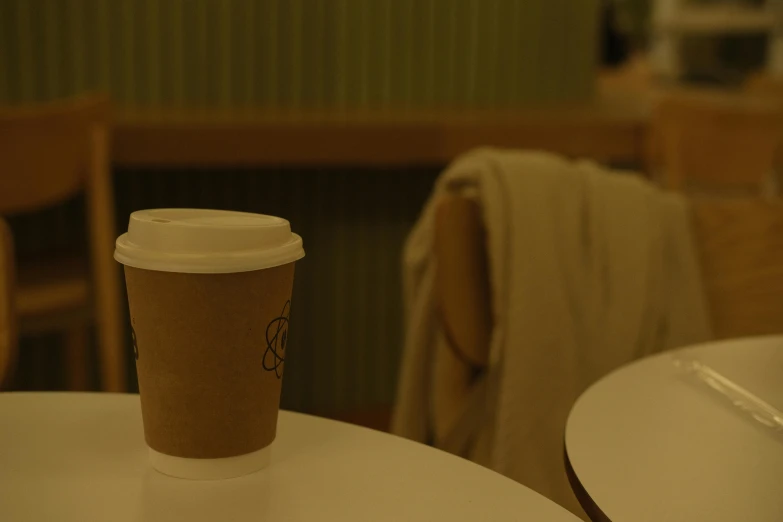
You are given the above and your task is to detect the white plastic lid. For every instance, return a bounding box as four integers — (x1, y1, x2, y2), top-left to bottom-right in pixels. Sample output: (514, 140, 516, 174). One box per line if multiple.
(114, 209, 304, 273)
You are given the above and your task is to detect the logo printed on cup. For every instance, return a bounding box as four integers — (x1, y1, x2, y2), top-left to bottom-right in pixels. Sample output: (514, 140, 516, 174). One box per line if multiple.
(131, 323, 139, 360)
(263, 300, 290, 379)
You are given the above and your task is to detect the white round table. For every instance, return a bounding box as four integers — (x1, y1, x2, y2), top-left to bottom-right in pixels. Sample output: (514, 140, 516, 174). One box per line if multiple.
(565, 336, 783, 522)
(0, 393, 578, 521)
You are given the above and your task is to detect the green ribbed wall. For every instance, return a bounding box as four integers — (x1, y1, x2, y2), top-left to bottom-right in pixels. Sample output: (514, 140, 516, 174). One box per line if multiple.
(0, 0, 599, 107)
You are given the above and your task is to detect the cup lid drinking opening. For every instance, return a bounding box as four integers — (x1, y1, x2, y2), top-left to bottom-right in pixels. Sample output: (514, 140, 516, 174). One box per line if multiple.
(114, 209, 305, 273)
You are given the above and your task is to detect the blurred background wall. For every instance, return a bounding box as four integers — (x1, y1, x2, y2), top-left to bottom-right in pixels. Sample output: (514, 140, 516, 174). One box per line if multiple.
(0, 0, 601, 415)
(0, 0, 599, 106)
(616, 0, 768, 85)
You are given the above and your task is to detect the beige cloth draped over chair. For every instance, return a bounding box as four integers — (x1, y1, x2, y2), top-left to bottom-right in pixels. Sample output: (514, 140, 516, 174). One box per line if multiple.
(393, 148, 783, 518)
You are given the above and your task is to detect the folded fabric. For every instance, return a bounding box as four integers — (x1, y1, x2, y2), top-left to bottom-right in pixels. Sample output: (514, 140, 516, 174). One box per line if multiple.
(392, 149, 712, 516)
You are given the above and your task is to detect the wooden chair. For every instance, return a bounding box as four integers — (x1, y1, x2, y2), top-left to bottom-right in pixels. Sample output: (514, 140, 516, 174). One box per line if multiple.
(0, 95, 126, 392)
(432, 194, 783, 440)
(647, 91, 783, 194)
(691, 199, 783, 340)
(744, 73, 783, 192)
(744, 72, 783, 98)
(0, 218, 15, 389)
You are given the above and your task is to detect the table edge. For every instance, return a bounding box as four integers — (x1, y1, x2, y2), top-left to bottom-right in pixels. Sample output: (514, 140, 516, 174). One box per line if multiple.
(564, 444, 612, 522)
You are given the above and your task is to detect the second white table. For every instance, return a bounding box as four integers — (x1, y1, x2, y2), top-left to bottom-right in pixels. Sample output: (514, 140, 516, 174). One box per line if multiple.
(566, 336, 783, 522)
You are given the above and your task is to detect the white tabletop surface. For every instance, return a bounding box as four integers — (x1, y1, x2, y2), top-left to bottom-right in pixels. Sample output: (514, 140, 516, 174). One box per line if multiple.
(566, 336, 783, 522)
(0, 392, 578, 522)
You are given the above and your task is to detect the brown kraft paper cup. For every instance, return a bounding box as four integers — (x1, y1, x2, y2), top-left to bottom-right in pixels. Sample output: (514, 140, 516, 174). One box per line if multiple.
(125, 262, 295, 460)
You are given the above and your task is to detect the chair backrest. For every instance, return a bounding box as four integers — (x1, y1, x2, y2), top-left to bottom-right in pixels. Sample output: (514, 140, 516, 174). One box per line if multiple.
(0, 95, 109, 214)
(744, 72, 783, 98)
(434, 194, 492, 368)
(0, 217, 16, 388)
(691, 199, 783, 339)
(651, 91, 783, 193)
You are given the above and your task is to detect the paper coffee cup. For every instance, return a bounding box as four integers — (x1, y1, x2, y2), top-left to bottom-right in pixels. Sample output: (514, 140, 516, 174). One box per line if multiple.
(115, 209, 304, 479)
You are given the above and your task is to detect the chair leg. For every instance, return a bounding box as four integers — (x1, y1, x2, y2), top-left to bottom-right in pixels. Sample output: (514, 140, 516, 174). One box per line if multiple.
(94, 302, 126, 392)
(86, 124, 127, 392)
(64, 326, 90, 391)
(30, 338, 47, 390)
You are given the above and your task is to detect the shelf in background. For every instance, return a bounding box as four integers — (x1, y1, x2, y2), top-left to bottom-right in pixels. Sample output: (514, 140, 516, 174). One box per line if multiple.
(655, 6, 777, 34)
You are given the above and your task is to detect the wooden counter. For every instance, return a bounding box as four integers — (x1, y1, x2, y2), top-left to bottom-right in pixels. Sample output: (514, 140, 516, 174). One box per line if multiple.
(113, 91, 651, 168)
